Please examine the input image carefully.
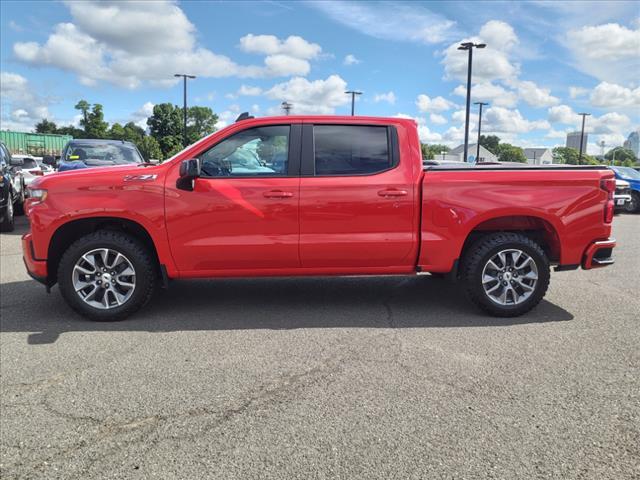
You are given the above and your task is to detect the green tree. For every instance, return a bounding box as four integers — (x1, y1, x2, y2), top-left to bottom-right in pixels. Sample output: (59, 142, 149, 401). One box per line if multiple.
(75, 100, 91, 126)
(147, 103, 183, 157)
(187, 106, 218, 144)
(605, 147, 637, 165)
(421, 144, 450, 160)
(55, 125, 85, 138)
(496, 144, 527, 163)
(136, 136, 163, 161)
(108, 122, 126, 140)
(35, 119, 58, 134)
(479, 135, 501, 154)
(552, 146, 579, 164)
(83, 104, 109, 138)
(123, 122, 145, 143)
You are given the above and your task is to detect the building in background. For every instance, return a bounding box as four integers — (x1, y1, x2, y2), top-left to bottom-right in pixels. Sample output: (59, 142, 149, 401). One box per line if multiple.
(524, 148, 553, 165)
(448, 143, 498, 163)
(566, 131, 588, 154)
(623, 130, 639, 158)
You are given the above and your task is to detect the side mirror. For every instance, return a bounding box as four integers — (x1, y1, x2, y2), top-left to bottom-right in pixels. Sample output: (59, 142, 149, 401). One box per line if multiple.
(176, 158, 201, 191)
(9, 157, 24, 167)
(43, 155, 57, 167)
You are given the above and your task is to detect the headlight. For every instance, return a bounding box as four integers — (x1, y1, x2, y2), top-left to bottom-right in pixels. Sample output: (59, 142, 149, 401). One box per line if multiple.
(28, 188, 48, 203)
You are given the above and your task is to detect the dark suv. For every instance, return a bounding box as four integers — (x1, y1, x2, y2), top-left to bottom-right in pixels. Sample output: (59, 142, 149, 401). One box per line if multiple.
(0, 141, 26, 232)
(58, 139, 143, 172)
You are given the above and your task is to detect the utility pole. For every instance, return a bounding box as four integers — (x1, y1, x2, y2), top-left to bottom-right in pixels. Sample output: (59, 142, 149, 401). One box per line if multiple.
(458, 42, 486, 163)
(345, 90, 363, 116)
(577, 112, 590, 165)
(474, 101, 489, 163)
(174, 74, 196, 148)
(281, 101, 293, 115)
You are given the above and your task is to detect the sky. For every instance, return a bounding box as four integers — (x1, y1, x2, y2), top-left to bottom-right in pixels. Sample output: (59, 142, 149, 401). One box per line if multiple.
(0, 0, 639, 154)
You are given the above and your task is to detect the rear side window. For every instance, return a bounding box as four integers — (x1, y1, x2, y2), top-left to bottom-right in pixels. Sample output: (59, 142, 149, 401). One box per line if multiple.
(313, 125, 391, 175)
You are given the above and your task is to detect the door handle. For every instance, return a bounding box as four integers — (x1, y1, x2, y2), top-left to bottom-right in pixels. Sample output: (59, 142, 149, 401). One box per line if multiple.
(263, 190, 294, 199)
(378, 189, 408, 198)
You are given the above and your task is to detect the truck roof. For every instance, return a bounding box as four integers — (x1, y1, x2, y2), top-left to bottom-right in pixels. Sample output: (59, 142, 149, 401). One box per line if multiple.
(234, 113, 417, 125)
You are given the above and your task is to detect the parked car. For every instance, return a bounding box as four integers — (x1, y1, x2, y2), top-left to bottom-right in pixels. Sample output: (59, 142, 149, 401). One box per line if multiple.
(11, 155, 53, 188)
(0, 141, 26, 231)
(614, 179, 632, 211)
(610, 166, 640, 213)
(58, 139, 143, 172)
(23, 114, 617, 321)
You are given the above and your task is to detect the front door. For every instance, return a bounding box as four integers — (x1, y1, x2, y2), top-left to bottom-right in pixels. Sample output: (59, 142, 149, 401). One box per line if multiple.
(165, 124, 301, 274)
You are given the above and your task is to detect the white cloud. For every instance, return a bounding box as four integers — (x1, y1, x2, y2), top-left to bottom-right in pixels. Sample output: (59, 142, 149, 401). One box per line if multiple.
(310, 1, 457, 44)
(442, 21, 519, 83)
(237, 85, 263, 96)
(0, 72, 51, 131)
(374, 91, 396, 104)
(548, 105, 579, 125)
(429, 113, 447, 125)
(416, 94, 453, 112)
(590, 82, 640, 109)
(452, 82, 518, 108)
(569, 86, 589, 99)
(265, 75, 349, 114)
(130, 101, 155, 129)
(512, 80, 560, 108)
(565, 23, 640, 84)
(588, 112, 631, 135)
(13, 1, 323, 88)
(483, 106, 550, 134)
(395, 114, 444, 143)
(343, 54, 360, 65)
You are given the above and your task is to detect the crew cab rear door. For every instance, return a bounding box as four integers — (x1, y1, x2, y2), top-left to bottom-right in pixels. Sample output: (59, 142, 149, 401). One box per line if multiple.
(298, 122, 416, 269)
(165, 123, 302, 273)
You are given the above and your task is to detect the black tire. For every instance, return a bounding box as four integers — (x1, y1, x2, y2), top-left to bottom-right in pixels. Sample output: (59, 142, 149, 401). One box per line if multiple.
(0, 200, 15, 232)
(462, 232, 550, 317)
(58, 230, 156, 321)
(624, 192, 639, 213)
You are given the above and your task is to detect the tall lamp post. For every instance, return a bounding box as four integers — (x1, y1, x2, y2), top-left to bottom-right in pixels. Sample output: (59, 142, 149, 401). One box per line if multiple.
(345, 90, 363, 116)
(281, 101, 293, 115)
(577, 112, 590, 164)
(458, 42, 486, 163)
(474, 101, 489, 163)
(174, 74, 196, 148)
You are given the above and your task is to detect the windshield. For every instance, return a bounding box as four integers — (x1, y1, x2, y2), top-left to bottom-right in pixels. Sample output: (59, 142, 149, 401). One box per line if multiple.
(612, 166, 640, 180)
(21, 158, 39, 169)
(64, 143, 142, 165)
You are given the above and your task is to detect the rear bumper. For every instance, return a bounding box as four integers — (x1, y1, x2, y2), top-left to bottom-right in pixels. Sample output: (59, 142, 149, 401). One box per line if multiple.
(582, 238, 616, 270)
(22, 233, 48, 284)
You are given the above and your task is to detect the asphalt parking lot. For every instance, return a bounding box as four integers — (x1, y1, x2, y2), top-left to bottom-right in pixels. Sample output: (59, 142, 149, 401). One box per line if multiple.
(1, 215, 638, 480)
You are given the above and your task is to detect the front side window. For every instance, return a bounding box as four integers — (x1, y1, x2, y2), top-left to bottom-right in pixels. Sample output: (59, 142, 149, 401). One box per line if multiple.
(199, 126, 289, 177)
(313, 125, 391, 175)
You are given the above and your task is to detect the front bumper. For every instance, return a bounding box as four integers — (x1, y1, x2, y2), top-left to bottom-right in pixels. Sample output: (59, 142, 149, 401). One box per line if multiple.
(22, 233, 48, 284)
(582, 238, 616, 270)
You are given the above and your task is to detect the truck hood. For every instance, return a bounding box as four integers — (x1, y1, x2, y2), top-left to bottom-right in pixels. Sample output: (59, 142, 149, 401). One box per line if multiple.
(29, 163, 163, 190)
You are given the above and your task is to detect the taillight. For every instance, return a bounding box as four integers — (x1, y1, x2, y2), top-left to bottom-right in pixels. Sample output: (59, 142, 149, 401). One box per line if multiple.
(601, 177, 615, 223)
(33, 170, 44, 176)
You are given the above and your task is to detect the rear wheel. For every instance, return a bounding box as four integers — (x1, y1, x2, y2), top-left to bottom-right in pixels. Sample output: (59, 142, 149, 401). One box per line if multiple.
(462, 233, 550, 317)
(0, 199, 15, 232)
(14, 184, 25, 216)
(58, 231, 156, 321)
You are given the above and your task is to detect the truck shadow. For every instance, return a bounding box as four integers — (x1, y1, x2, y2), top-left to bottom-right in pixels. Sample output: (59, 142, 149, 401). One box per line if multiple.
(1, 275, 574, 345)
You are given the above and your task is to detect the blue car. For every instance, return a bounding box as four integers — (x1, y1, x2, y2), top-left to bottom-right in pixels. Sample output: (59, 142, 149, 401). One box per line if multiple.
(58, 139, 143, 172)
(610, 166, 640, 213)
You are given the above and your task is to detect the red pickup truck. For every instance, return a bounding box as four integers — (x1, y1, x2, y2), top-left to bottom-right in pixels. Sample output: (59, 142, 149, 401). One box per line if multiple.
(23, 114, 616, 321)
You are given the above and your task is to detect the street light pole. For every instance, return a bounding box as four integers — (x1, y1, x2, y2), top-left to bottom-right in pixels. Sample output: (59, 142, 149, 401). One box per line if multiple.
(441, 150, 447, 161)
(345, 90, 363, 116)
(474, 101, 489, 163)
(281, 101, 293, 115)
(458, 42, 486, 163)
(577, 112, 590, 165)
(174, 74, 196, 148)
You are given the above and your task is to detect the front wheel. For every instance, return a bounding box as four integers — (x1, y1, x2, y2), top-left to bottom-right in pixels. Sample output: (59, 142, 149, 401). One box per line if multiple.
(624, 192, 639, 213)
(462, 233, 550, 317)
(58, 231, 156, 321)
